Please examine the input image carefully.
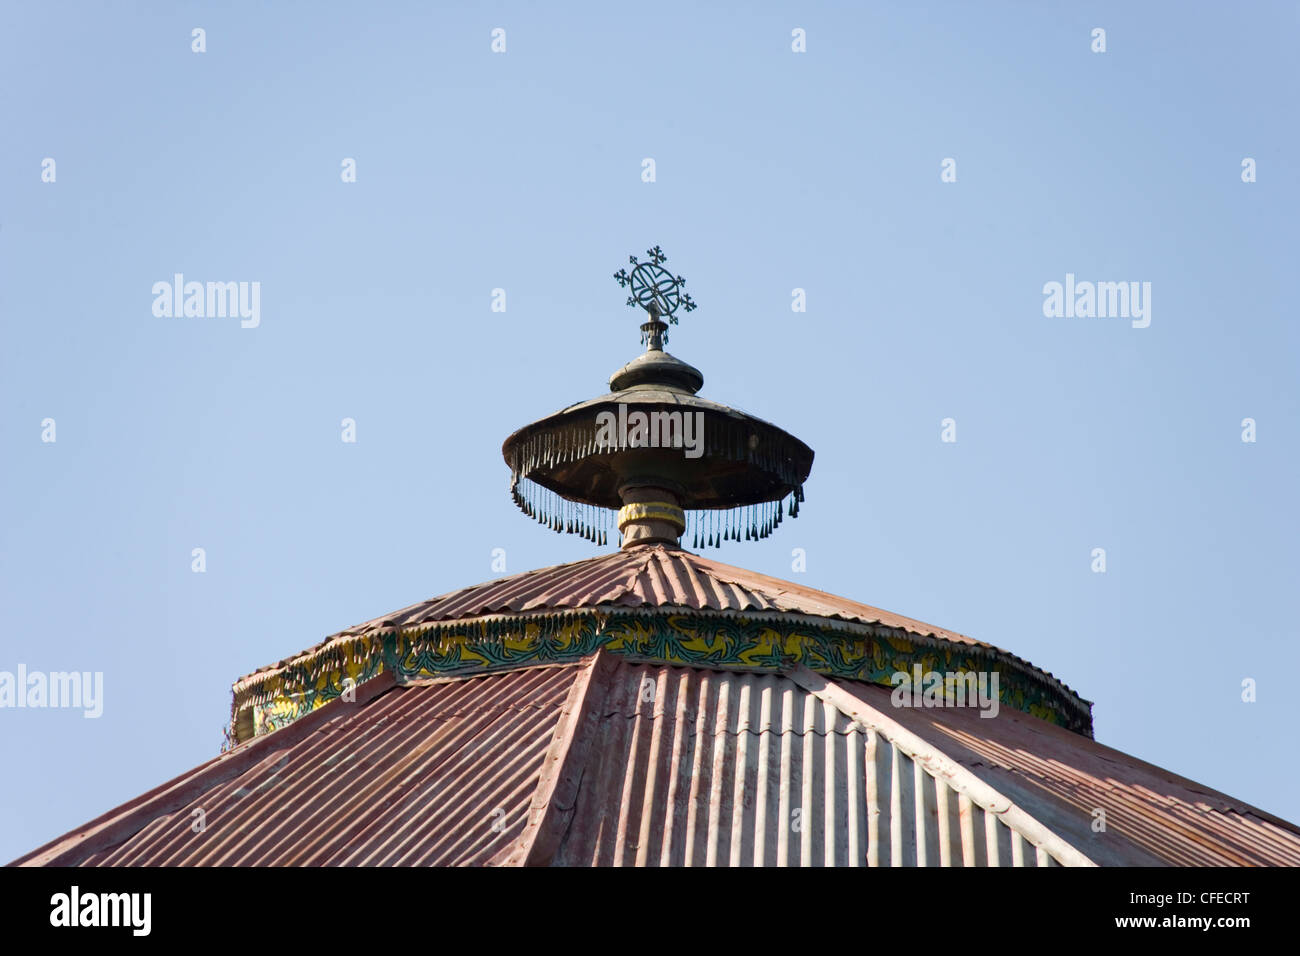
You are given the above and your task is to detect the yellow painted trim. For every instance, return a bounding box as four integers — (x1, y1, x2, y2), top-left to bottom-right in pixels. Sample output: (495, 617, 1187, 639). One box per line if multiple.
(617, 501, 685, 533)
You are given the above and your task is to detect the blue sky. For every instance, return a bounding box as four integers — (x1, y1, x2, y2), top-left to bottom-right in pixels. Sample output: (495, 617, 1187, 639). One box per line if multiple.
(1, 1, 1296, 863)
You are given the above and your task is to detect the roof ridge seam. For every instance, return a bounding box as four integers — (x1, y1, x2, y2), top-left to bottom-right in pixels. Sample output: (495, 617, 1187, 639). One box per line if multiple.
(784, 664, 1097, 867)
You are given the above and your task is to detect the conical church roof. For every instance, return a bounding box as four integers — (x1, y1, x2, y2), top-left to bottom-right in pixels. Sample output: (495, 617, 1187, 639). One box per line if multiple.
(228, 542, 1092, 741)
(12, 248, 1300, 868)
(15, 650, 1300, 867)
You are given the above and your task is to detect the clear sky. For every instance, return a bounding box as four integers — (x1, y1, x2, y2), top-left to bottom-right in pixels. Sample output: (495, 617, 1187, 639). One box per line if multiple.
(1, 2, 1296, 863)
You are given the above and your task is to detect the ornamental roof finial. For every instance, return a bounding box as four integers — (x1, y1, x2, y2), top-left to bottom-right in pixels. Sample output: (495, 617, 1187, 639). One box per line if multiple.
(613, 245, 697, 350)
(503, 247, 810, 551)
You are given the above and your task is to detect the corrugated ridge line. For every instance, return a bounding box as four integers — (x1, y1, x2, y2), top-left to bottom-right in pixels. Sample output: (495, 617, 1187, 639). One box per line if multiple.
(557, 662, 890, 867)
(786, 666, 1095, 867)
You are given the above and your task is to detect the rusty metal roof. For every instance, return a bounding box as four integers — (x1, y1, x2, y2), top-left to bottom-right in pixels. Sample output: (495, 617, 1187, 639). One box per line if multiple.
(13, 663, 588, 867)
(15, 652, 1299, 867)
(540, 658, 1300, 867)
(237, 543, 1082, 697)
(872, 677, 1300, 867)
(545, 659, 1087, 866)
(336, 544, 978, 642)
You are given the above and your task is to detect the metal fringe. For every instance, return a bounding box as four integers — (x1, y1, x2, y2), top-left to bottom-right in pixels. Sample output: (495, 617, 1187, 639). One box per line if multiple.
(507, 414, 806, 550)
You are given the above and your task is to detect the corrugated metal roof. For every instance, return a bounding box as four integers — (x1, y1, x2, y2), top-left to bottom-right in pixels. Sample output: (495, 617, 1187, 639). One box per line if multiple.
(15, 653, 1299, 867)
(545, 659, 1084, 866)
(235, 544, 1085, 707)
(870, 677, 1300, 867)
(336, 544, 978, 643)
(14, 663, 587, 867)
